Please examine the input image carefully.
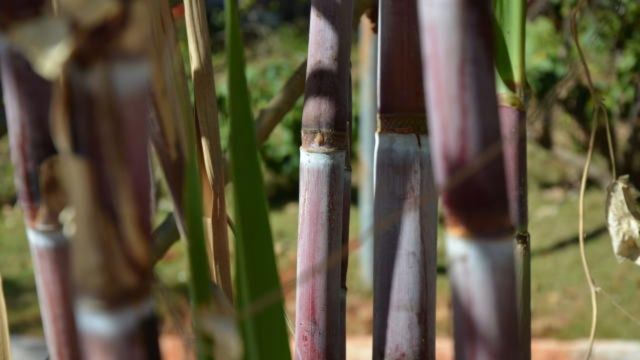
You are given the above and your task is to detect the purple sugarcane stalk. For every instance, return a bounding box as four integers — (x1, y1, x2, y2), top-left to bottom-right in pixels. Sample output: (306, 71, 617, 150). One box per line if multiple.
(0, 1, 80, 357)
(295, 0, 353, 358)
(1, 47, 81, 360)
(372, 0, 438, 358)
(418, 1, 518, 359)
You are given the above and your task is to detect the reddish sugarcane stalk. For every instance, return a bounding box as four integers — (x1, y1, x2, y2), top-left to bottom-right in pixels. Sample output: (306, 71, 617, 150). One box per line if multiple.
(62, 60, 160, 360)
(418, 1, 518, 359)
(338, 81, 352, 360)
(0, 1, 80, 358)
(295, 0, 353, 358)
(1, 48, 81, 360)
(50, 3, 160, 358)
(372, 0, 437, 358)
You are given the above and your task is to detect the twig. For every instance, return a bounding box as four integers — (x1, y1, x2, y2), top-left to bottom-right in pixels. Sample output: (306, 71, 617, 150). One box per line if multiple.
(0, 274, 10, 360)
(254, 60, 307, 145)
(570, 1, 618, 358)
(577, 109, 599, 360)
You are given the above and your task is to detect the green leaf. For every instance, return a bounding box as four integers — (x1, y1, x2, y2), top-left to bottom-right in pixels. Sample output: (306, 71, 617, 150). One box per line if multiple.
(494, 0, 526, 97)
(224, 1, 291, 359)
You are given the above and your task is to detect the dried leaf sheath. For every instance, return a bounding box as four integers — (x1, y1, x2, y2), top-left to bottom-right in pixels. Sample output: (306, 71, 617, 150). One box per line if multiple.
(0, 0, 80, 355)
(146, 0, 218, 356)
(0, 275, 9, 360)
(184, 0, 232, 299)
(295, 0, 353, 357)
(418, 0, 517, 358)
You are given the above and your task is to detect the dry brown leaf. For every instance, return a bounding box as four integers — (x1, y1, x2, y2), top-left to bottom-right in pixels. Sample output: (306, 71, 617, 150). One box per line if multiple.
(606, 175, 640, 265)
(7, 16, 74, 80)
(0, 274, 10, 360)
(57, 0, 121, 28)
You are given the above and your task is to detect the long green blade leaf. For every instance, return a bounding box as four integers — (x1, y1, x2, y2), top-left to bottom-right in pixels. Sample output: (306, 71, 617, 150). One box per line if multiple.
(224, 1, 291, 358)
(494, 0, 526, 97)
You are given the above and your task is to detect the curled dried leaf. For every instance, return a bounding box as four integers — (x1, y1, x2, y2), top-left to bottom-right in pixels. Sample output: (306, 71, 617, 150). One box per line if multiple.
(7, 16, 74, 79)
(57, 0, 121, 28)
(606, 175, 640, 265)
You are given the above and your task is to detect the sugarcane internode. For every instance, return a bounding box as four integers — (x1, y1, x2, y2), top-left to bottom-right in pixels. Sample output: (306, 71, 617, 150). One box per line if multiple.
(295, 0, 353, 358)
(1, 0, 82, 350)
(418, 0, 519, 358)
(372, 0, 437, 358)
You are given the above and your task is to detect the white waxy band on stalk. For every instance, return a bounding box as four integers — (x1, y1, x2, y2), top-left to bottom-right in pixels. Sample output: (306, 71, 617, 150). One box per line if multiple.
(299, 148, 346, 165)
(75, 298, 154, 337)
(26, 228, 68, 248)
(446, 232, 514, 260)
(111, 61, 151, 96)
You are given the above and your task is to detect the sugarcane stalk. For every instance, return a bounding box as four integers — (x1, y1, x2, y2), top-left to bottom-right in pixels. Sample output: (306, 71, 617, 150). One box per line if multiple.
(295, 0, 353, 357)
(48, 2, 161, 358)
(0, 2, 80, 357)
(62, 60, 160, 360)
(494, 1, 530, 358)
(150, 3, 378, 262)
(372, 0, 437, 358)
(357, 15, 377, 289)
(418, 1, 518, 359)
(184, 0, 233, 300)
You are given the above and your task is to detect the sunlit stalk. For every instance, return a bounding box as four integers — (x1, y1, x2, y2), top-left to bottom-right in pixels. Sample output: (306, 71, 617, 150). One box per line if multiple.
(418, 1, 518, 358)
(295, 0, 353, 357)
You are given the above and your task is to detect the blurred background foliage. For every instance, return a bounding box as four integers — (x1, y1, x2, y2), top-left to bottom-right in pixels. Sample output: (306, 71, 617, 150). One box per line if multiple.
(1, 0, 640, 341)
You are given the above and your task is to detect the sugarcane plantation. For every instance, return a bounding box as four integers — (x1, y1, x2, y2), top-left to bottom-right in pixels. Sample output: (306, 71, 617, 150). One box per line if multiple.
(1, 0, 640, 359)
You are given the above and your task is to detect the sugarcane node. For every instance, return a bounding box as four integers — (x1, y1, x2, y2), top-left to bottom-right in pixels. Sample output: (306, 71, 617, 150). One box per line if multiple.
(445, 212, 514, 239)
(301, 128, 348, 152)
(377, 113, 428, 134)
(498, 92, 526, 111)
(516, 231, 530, 248)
